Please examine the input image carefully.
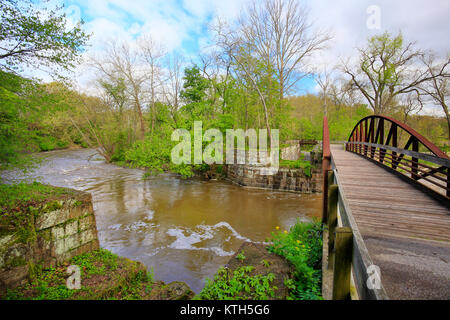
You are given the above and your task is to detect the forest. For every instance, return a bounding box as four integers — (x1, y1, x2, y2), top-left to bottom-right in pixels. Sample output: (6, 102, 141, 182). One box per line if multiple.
(1, 0, 449, 176)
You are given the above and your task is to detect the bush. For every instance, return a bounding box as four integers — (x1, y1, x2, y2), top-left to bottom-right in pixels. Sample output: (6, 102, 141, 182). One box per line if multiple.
(197, 266, 277, 300)
(279, 159, 312, 176)
(267, 220, 323, 300)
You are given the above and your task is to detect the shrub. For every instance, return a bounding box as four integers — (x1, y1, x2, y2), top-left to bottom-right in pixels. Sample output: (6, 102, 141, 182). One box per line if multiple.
(267, 220, 323, 300)
(197, 266, 277, 300)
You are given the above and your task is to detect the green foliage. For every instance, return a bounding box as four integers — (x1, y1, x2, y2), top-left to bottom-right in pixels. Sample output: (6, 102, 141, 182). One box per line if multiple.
(0, 0, 89, 169)
(0, 0, 89, 77)
(279, 159, 312, 176)
(267, 220, 323, 300)
(236, 251, 246, 262)
(0, 182, 72, 239)
(0, 182, 69, 213)
(35, 135, 69, 152)
(261, 259, 271, 268)
(181, 66, 211, 104)
(197, 266, 277, 300)
(0, 71, 36, 168)
(5, 248, 155, 300)
(70, 249, 119, 277)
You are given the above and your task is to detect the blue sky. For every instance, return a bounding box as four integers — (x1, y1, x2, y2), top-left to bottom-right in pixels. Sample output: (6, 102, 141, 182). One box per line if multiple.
(60, 0, 321, 94)
(58, 0, 450, 101)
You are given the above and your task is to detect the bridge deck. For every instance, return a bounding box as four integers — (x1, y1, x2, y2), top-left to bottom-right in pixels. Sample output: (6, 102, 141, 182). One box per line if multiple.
(330, 144, 450, 300)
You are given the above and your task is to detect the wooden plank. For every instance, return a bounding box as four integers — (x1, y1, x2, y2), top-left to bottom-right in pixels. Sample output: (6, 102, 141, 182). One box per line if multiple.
(347, 201, 447, 215)
(330, 144, 450, 299)
(333, 164, 389, 300)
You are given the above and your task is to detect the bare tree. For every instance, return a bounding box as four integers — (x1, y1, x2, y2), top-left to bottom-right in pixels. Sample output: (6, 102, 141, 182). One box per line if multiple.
(213, 18, 272, 135)
(342, 32, 447, 115)
(240, 0, 330, 100)
(161, 52, 184, 127)
(419, 54, 450, 139)
(398, 92, 424, 123)
(139, 35, 167, 133)
(316, 67, 334, 116)
(89, 41, 147, 139)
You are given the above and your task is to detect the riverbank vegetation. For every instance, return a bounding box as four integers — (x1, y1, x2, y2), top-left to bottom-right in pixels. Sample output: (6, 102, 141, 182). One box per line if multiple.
(0, 182, 74, 240)
(4, 248, 157, 300)
(1, 0, 448, 301)
(1, 0, 449, 178)
(197, 220, 323, 300)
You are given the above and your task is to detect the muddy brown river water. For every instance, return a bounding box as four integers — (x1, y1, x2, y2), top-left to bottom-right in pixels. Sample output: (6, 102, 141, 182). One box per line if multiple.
(3, 148, 321, 293)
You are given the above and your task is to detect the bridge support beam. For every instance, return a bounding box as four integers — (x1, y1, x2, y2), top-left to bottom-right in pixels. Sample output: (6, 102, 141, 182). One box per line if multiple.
(327, 184, 338, 270)
(332, 227, 353, 300)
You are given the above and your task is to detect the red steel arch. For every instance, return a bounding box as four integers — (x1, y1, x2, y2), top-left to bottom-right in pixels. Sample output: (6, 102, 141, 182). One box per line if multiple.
(345, 115, 450, 198)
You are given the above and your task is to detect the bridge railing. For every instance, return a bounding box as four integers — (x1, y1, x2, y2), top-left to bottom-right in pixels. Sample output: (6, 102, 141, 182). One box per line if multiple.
(322, 117, 389, 300)
(346, 115, 450, 201)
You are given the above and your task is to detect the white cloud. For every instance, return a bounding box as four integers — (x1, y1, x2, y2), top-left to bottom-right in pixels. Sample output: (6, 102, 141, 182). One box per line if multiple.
(26, 0, 448, 116)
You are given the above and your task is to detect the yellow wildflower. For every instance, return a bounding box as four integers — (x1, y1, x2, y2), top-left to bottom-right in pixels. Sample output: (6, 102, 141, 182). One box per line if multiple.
(275, 226, 280, 230)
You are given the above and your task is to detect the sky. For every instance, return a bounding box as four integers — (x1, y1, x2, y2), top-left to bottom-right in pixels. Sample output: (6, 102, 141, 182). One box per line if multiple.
(55, 0, 450, 112)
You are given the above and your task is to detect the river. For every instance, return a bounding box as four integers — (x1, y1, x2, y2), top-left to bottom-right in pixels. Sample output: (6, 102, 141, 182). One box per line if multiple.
(3, 148, 322, 293)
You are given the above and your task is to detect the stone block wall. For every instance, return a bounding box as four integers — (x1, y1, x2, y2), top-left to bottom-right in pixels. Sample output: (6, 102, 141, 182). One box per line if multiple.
(281, 144, 301, 161)
(0, 190, 99, 293)
(226, 164, 322, 193)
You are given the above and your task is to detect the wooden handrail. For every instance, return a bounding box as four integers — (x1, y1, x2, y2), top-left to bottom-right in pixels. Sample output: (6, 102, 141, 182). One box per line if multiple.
(327, 168, 389, 300)
(322, 116, 389, 300)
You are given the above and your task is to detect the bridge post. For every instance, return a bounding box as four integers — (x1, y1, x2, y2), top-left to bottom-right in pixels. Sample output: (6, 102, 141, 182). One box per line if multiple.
(327, 184, 338, 270)
(322, 161, 331, 224)
(332, 227, 353, 300)
(447, 168, 450, 198)
(322, 117, 331, 224)
(411, 138, 419, 180)
(364, 119, 368, 156)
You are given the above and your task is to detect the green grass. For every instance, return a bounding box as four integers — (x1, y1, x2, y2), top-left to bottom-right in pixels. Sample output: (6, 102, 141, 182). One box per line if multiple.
(70, 249, 120, 277)
(0, 182, 71, 212)
(0, 182, 73, 240)
(5, 249, 155, 300)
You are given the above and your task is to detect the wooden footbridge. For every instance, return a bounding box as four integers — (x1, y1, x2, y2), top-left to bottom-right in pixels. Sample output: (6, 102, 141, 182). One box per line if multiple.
(322, 115, 450, 300)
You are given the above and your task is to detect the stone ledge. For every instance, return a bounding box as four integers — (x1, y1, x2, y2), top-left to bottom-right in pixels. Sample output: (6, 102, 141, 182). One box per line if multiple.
(0, 188, 100, 294)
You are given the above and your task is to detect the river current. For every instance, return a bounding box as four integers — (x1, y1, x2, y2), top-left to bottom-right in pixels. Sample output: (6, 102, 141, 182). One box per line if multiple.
(2, 148, 321, 292)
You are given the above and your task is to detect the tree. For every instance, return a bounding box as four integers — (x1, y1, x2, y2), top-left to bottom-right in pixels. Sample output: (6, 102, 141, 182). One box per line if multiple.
(0, 0, 89, 77)
(89, 41, 147, 139)
(139, 35, 166, 133)
(418, 54, 450, 139)
(213, 20, 272, 135)
(160, 53, 184, 127)
(316, 67, 334, 116)
(343, 32, 447, 115)
(239, 0, 330, 100)
(0, 1, 88, 169)
(180, 66, 212, 121)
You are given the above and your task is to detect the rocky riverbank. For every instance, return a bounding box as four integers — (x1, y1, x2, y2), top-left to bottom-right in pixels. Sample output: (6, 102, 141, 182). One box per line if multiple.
(0, 183, 194, 300)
